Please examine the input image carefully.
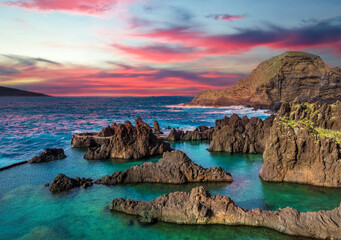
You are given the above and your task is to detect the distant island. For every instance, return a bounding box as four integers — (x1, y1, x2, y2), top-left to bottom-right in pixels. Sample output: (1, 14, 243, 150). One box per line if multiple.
(187, 51, 341, 110)
(0, 86, 49, 97)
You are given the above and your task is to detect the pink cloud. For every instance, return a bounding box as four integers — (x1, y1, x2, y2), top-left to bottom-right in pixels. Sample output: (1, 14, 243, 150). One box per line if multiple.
(3, 0, 140, 15)
(0, 55, 245, 96)
(112, 43, 204, 63)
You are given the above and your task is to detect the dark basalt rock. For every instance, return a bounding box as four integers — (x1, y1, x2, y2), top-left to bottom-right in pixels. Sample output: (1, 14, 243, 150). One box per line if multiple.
(49, 174, 93, 193)
(95, 150, 232, 184)
(110, 186, 341, 239)
(84, 118, 171, 160)
(28, 148, 66, 163)
(260, 100, 341, 187)
(208, 114, 274, 153)
(167, 126, 215, 141)
(71, 132, 111, 148)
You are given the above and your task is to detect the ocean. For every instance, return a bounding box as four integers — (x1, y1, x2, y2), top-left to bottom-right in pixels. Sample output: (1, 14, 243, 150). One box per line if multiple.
(0, 96, 340, 240)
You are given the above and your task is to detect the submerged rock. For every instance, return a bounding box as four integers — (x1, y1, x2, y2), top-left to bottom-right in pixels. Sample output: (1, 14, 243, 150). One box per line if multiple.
(260, 100, 341, 187)
(95, 150, 232, 184)
(49, 174, 93, 193)
(28, 148, 66, 163)
(208, 114, 274, 153)
(84, 118, 171, 160)
(110, 186, 341, 239)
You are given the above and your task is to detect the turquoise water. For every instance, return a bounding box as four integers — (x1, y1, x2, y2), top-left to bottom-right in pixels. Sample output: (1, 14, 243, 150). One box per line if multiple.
(0, 97, 340, 240)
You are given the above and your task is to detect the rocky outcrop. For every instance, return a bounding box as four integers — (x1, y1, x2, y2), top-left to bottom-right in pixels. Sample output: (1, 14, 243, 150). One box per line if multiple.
(167, 126, 215, 141)
(260, 100, 341, 187)
(49, 174, 93, 193)
(84, 118, 171, 160)
(71, 132, 111, 148)
(110, 186, 341, 239)
(187, 51, 341, 110)
(208, 114, 274, 153)
(95, 150, 232, 184)
(28, 148, 66, 163)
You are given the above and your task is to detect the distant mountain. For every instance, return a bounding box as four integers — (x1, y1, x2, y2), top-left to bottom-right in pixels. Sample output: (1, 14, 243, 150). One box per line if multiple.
(187, 51, 341, 110)
(0, 86, 49, 97)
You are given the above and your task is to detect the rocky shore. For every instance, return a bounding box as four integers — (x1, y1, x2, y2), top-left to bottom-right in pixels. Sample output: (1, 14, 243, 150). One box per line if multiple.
(187, 51, 341, 110)
(73, 118, 171, 160)
(110, 186, 341, 239)
(260, 100, 341, 187)
(96, 150, 232, 185)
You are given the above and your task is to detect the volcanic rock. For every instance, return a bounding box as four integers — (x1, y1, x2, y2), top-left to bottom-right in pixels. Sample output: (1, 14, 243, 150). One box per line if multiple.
(260, 100, 341, 187)
(153, 120, 160, 132)
(95, 150, 232, 184)
(167, 126, 215, 141)
(49, 174, 93, 193)
(28, 148, 66, 163)
(71, 132, 111, 148)
(187, 51, 341, 110)
(208, 114, 274, 153)
(110, 186, 341, 239)
(84, 118, 171, 160)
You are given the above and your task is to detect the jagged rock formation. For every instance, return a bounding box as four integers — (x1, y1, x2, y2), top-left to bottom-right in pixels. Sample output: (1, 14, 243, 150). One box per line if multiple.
(208, 114, 274, 153)
(167, 126, 215, 141)
(49, 174, 93, 193)
(260, 100, 341, 187)
(110, 186, 341, 239)
(84, 118, 171, 160)
(187, 51, 341, 110)
(95, 150, 232, 184)
(28, 148, 66, 163)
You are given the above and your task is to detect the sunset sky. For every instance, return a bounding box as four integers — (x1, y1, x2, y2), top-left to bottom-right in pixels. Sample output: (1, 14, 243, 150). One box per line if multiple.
(0, 0, 341, 96)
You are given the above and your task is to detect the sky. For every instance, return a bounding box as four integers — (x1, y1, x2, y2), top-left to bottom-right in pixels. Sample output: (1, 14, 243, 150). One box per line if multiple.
(0, 0, 341, 96)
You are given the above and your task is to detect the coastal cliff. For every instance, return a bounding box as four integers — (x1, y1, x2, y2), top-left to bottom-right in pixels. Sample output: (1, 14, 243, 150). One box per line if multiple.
(187, 51, 341, 110)
(110, 186, 341, 239)
(260, 100, 341, 187)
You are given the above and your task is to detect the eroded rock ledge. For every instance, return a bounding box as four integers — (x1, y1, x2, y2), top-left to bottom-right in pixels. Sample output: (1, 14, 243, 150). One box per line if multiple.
(110, 186, 341, 240)
(260, 100, 341, 187)
(96, 150, 232, 184)
(74, 118, 171, 160)
(167, 126, 215, 141)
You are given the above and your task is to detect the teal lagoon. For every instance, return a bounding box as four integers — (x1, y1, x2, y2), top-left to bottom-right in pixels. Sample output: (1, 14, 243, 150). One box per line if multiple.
(0, 97, 340, 240)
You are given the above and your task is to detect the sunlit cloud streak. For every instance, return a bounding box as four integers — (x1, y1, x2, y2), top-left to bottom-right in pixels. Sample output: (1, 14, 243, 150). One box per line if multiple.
(3, 0, 142, 15)
(132, 16, 341, 55)
(0, 55, 246, 96)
